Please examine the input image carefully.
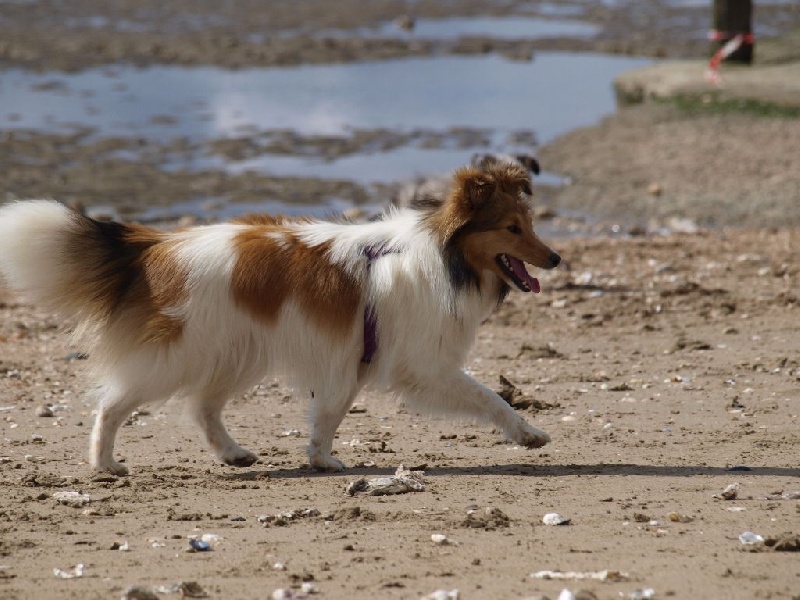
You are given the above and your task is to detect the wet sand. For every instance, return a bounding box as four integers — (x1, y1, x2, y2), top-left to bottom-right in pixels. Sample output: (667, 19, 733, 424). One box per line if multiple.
(1, 2, 799, 599)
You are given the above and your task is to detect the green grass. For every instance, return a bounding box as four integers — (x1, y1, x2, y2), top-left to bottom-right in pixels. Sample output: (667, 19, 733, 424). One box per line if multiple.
(658, 93, 800, 118)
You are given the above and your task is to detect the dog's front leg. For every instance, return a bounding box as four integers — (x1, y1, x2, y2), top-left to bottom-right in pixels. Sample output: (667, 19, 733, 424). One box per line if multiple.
(307, 386, 360, 471)
(409, 371, 550, 449)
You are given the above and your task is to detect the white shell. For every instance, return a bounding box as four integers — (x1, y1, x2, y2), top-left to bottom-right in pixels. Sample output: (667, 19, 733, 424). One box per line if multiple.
(542, 512, 571, 526)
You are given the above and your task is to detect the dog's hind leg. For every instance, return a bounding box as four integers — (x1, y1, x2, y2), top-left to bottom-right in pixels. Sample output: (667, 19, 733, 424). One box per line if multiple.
(190, 391, 258, 467)
(307, 385, 360, 472)
(404, 371, 550, 449)
(90, 387, 144, 476)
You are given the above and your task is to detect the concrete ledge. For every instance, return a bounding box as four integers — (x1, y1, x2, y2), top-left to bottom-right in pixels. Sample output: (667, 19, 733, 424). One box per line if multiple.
(614, 60, 800, 108)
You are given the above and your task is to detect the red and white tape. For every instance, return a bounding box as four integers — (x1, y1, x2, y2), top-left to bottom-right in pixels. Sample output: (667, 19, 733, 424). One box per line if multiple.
(705, 30, 755, 86)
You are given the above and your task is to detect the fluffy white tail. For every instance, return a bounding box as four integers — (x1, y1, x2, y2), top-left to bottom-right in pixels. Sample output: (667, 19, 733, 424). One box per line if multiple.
(0, 200, 167, 332)
(0, 200, 83, 304)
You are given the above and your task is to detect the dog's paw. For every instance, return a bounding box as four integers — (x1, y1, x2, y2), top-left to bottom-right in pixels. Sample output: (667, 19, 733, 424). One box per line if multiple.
(220, 447, 259, 467)
(308, 453, 346, 472)
(513, 424, 551, 449)
(94, 460, 129, 476)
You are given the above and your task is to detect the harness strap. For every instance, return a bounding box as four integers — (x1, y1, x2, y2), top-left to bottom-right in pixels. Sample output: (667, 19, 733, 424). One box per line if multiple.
(361, 245, 400, 364)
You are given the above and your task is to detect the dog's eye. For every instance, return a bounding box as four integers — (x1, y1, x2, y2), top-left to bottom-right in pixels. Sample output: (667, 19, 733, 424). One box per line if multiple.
(521, 182, 533, 196)
(506, 224, 522, 234)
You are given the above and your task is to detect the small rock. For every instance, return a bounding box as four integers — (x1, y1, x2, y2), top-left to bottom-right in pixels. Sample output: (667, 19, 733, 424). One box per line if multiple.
(715, 483, 739, 500)
(300, 582, 318, 594)
(764, 490, 800, 500)
(121, 586, 159, 600)
(52, 491, 91, 508)
(542, 512, 571, 526)
(668, 512, 694, 523)
(187, 539, 211, 552)
(768, 533, 800, 552)
(53, 564, 84, 579)
(531, 570, 629, 582)
(739, 531, 764, 545)
(431, 533, 454, 546)
(421, 590, 459, 600)
(36, 405, 54, 418)
(346, 464, 425, 496)
(177, 582, 208, 598)
(628, 589, 655, 600)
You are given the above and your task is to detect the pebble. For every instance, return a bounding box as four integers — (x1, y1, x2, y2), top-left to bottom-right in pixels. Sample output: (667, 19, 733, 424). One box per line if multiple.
(259, 508, 321, 526)
(270, 585, 318, 600)
(188, 539, 211, 552)
(421, 590, 459, 600)
(53, 563, 84, 579)
(346, 464, 425, 496)
(300, 582, 318, 594)
(542, 512, 571, 526)
(52, 491, 91, 508)
(739, 531, 764, 545)
(121, 586, 159, 600)
(431, 533, 454, 546)
(715, 483, 739, 500)
(531, 570, 629, 582)
(668, 512, 694, 523)
(36, 405, 54, 417)
(628, 589, 655, 600)
(121, 585, 158, 600)
(764, 490, 800, 500)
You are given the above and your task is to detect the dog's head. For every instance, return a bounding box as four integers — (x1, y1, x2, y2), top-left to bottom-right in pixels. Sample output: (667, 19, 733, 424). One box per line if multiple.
(433, 161, 560, 294)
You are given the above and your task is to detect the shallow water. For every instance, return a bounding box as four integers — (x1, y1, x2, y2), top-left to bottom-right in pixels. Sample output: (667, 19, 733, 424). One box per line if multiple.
(324, 16, 600, 40)
(0, 51, 651, 153)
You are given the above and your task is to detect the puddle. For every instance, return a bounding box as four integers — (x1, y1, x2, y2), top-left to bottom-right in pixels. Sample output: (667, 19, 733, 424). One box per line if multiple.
(0, 51, 652, 228)
(1, 51, 651, 146)
(322, 16, 599, 40)
(221, 144, 568, 187)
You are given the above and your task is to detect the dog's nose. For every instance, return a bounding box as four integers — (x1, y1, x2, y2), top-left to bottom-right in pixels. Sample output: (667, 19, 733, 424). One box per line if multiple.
(548, 251, 561, 269)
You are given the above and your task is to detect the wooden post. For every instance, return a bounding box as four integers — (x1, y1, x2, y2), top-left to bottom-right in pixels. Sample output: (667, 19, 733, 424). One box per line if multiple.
(711, 0, 754, 64)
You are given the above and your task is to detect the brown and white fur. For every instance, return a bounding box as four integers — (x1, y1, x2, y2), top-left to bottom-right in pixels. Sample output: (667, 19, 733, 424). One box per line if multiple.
(0, 159, 560, 475)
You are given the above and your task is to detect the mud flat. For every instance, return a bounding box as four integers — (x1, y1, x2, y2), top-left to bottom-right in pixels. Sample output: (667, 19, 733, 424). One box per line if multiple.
(1, 2, 799, 599)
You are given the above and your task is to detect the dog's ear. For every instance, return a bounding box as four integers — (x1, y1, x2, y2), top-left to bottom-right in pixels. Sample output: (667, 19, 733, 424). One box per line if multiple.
(464, 175, 496, 210)
(471, 153, 498, 171)
(516, 154, 541, 176)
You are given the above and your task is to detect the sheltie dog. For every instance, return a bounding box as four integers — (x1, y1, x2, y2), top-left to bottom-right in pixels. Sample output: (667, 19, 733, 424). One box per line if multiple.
(0, 157, 560, 475)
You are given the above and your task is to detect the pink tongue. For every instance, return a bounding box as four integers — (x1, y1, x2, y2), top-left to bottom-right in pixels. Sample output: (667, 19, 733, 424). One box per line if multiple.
(507, 255, 541, 293)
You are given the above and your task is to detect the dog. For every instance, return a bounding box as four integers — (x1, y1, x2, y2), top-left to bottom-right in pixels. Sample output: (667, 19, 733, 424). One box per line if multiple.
(0, 158, 560, 475)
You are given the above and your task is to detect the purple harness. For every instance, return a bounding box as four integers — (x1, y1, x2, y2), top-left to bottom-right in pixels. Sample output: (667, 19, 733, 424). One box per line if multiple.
(361, 245, 400, 364)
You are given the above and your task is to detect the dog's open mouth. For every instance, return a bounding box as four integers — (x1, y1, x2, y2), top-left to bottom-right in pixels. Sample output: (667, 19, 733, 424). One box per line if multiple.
(496, 254, 540, 293)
